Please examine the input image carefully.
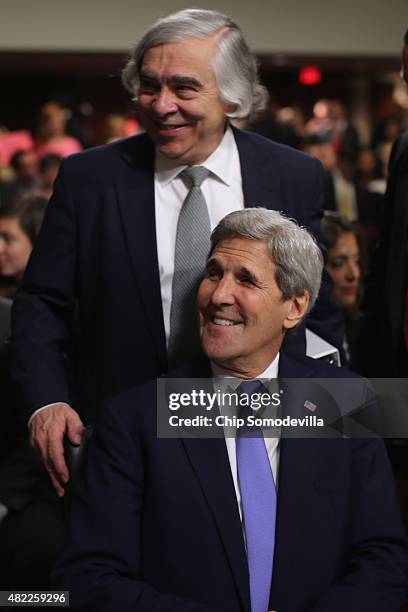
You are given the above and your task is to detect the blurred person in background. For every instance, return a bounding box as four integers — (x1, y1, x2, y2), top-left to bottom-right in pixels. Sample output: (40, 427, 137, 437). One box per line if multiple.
(0, 150, 41, 204)
(306, 98, 360, 160)
(303, 134, 337, 172)
(248, 98, 303, 149)
(0, 195, 48, 298)
(103, 113, 128, 143)
(328, 149, 384, 252)
(321, 214, 364, 371)
(328, 99, 360, 160)
(356, 145, 386, 194)
(38, 154, 62, 200)
(34, 102, 82, 159)
(276, 105, 308, 142)
(304, 136, 385, 255)
(0, 192, 58, 590)
(10, 150, 40, 193)
(325, 149, 360, 222)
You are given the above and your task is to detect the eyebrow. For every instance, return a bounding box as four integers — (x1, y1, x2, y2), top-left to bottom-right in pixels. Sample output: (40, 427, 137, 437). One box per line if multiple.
(206, 258, 260, 283)
(139, 71, 203, 90)
(170, 75, 203, 89)
(331, 252, 359, 261)
(239, 266, 259, 283)
(205, 258, 221, 271)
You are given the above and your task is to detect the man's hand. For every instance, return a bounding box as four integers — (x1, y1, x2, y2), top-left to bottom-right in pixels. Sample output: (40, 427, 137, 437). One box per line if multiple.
(29, 404, 84, 497)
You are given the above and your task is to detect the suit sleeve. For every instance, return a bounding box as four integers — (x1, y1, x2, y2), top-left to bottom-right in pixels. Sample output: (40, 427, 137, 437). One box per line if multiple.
(308, 437, 408, 612)
(51, 403, 225, 612)
(9, 161, 76, 421)
(305, 156, 325, 241)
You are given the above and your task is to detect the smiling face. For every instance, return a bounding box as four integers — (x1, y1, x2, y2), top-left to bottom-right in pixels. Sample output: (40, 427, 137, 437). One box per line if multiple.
(198, 237, 309, 378)
(0, 216, 32, 279)
(326, 231, 361, 308)
(137, 36, 234, 165)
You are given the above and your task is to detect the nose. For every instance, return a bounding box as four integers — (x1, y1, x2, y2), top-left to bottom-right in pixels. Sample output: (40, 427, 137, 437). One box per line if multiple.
(152, 87, 178, 116)
(345, 260, 360, 282)
(0, 237, 5, 256)
(209, 275, 236, 307)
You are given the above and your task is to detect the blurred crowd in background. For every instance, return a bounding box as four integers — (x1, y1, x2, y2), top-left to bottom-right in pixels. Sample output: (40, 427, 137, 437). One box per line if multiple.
(1, 94, 406, 375)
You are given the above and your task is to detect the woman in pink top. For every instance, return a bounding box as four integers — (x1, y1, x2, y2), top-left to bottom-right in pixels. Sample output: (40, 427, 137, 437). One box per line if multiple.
(35, 102, 82, 159)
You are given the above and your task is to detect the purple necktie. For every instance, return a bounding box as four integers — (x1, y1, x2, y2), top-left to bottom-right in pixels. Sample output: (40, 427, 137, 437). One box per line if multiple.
(236, 380, 277, 612)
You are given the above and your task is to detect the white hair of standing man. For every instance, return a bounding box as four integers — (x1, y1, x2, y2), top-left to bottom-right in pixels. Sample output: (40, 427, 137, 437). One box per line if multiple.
(122, 8, 267, 119)
(210, 208, 323, 315)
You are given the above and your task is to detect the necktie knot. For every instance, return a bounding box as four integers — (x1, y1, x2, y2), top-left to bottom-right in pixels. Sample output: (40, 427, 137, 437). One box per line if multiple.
(181, 165, 210, 188)
(237, 380, 266, 434)
(238, 380, 263, 397)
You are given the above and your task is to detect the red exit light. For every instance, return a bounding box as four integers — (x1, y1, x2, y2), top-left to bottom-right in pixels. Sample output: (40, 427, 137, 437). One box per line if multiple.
(299, 65, 322, 85)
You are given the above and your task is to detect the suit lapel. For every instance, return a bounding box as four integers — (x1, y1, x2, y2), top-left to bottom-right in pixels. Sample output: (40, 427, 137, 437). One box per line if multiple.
(270, 354, 322, 607)
(232, 126, 281, 210)
(165, 360, 250, 609)
(115, 134, 167, 371)
(182, 434, 250, 611)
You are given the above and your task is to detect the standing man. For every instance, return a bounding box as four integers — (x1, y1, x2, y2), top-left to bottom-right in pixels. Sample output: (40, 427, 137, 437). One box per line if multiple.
(11, 9, 336, 495)
(362, 28, 408, 377)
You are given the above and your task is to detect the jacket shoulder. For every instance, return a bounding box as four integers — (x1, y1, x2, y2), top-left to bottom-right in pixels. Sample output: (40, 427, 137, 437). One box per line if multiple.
(281, 351, 362, 379)
(59, 133, 153, 177)
(234, 127, 320, 169)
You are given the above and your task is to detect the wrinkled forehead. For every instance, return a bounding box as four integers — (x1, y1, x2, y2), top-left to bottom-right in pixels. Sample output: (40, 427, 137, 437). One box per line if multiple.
(140, 34, 220, 73)
(208, 237, 274, 271)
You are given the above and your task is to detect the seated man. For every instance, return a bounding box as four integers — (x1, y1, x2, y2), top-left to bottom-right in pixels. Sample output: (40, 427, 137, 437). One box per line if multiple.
(53, 209, 408, 611)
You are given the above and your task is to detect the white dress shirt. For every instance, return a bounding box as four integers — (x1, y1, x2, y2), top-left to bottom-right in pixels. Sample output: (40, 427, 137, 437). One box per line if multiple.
(211, 354, 280, 522)
(155, 124, 244, 343)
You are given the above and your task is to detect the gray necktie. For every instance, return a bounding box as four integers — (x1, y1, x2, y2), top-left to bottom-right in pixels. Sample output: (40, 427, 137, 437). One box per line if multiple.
(168, 166, 211, 368)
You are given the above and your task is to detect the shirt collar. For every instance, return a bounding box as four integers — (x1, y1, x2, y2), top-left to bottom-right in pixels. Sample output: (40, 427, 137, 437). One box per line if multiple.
(211, 353, 280, 391)
(155, 123, 236, 188)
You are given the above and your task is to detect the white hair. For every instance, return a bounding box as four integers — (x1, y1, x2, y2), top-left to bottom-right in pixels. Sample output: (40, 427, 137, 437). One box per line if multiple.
(210, 208, 323, 314)
(121, 8, 267, 119)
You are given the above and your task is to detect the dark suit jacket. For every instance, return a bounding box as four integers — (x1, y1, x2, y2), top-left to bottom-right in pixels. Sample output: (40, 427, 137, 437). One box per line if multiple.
(360, 133, 408, 376)
(52, 353, 408, 611)
(10, 128, 341, 424)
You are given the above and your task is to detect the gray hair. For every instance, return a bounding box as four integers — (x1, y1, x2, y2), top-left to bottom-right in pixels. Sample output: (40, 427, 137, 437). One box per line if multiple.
(121, 8, 267, 119)
(210, 208, 323, 315)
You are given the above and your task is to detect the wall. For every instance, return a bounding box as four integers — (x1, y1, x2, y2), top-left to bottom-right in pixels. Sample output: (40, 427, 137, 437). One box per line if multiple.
(0, 0, 405, 55)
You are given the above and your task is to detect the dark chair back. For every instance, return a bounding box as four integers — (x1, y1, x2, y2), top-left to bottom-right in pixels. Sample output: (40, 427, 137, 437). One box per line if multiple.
(63, 425, 94, 513)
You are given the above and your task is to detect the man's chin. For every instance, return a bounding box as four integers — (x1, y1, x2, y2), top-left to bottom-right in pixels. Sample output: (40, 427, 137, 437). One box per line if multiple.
(201, 338, 238, 366)
(155, 140, 194, 163)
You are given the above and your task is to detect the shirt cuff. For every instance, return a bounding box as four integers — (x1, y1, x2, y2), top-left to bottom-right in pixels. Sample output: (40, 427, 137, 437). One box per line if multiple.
(28, 402, 72, 429)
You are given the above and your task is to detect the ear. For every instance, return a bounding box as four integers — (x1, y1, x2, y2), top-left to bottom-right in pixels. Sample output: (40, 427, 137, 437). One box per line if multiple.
(223, 100, 238, 116)
(283, 292, 310, 330)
